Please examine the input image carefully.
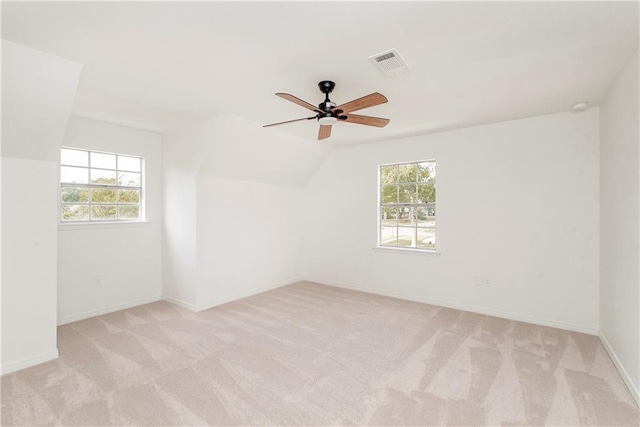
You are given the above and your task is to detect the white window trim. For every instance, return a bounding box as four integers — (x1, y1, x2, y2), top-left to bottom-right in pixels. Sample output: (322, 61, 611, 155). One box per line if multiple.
(372, 246, 442, 255)
(376, 159, 438, 253)
(59, 220, 152, 231)
(59, 147, 145, 224)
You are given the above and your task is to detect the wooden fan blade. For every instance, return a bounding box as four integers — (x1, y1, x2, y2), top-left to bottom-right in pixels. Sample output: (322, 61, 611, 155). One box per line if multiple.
(276, 93, 320, 112)
(341, 114, 390, 128)
(335, 92, 388, 113)
(318, 125, 332, 140)
(263, 116, 316, 128)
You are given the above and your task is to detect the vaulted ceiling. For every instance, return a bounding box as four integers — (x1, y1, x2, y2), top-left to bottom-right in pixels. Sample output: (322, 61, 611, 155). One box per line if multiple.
(2, 1, 638, 145)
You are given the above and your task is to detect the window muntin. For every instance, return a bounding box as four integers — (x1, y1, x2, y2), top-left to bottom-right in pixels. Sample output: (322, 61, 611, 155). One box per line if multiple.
(379, 160, 436, 250)
(60, 147, 143, 222)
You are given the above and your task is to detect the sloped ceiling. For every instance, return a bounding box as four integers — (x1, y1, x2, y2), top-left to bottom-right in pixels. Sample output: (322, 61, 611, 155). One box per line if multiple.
(1, 40, 82, 161)
(196, 114, 331, 187)
(162, 112, 330, 186)
(2, 1, 638, 145)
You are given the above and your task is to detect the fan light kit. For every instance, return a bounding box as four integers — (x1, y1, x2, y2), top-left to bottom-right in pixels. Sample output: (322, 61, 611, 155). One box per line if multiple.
(318, 116, 338, 125)
(263, 80, 390, 140)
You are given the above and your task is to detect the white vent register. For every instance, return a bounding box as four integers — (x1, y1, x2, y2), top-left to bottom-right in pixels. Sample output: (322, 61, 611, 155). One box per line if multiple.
(369, 48, 409, 77)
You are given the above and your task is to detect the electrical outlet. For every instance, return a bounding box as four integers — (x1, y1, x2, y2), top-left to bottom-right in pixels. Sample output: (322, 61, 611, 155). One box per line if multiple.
(475, 276, 490, 287)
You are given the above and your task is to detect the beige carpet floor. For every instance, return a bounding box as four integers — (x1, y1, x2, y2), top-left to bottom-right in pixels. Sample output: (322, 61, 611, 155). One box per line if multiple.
(1, 281, 638, 426)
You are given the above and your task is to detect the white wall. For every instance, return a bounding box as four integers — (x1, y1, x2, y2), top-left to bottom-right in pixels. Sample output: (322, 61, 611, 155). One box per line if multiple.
(57, 117, 163, 324)
(599, 47, 639, 402)
(1, 40, 81, 374)
(161, 118, 207, 308)
(196, 177, 302, 310)
(302, 110, 600, 333)
(162, 113, 328, 310)
(162, 168, 198, 307)
(1, 158, 59, 373)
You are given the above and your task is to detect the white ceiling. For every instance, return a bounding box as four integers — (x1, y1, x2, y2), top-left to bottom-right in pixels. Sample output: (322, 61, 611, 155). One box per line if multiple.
(2, 1, 638, 145)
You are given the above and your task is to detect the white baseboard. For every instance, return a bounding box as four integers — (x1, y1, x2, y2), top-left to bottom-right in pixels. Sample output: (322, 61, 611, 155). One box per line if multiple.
(304, 277, 598, 335)
(599, 331, 640, 408)
(57, 295, 161, 325)
(162, 294, 198, 312)
(192, 277, 303, 312)
(1, 349, 59, 376)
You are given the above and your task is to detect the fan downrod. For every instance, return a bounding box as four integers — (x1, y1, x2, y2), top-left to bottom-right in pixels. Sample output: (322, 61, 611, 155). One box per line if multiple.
(318, 81, 336, 112)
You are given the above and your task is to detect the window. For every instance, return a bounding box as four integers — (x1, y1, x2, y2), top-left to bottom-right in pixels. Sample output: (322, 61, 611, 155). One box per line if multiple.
(60, 147, 143, 222)
(379, 160, 436, 250)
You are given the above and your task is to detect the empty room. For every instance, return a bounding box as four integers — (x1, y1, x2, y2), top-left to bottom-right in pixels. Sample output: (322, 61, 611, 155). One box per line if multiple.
(1, 1, 639, 425)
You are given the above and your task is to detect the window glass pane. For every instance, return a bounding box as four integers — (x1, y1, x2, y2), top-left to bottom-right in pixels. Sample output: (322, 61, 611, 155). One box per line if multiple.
(418, 162, 435, 182)
(91, 152, 116, 169)
(118, 172, 141, 187)
(118, 189, 140, 204)
(427, 204, 436, 217)
(90, 169, 117, 185)
(61, 148, 88, 167)
(378, 160, 436, 251)
(417, 182, 436, 203)
(417, 228, 436, 250)
(60, 148, 144, 223)
(118, 155, 141, 172)
(380, 226, 398, 247)
(416, 207, 435, 227)
(91, 188, 116, 203)
(398, 183, 417, 203)
(381, 207, 398, 227)
(91, 205, 117, 220)
(398, 206, 417, 226)
(380, 165, 398, 185)
(381, 185, 398, 204)
(398, 164, 417, 183)
(119, 205, 140, 219)
(397, 227, 416, 247)
(61, 204, 89, 221)
(61, 166, 89, 184)
(61, 186, 89, 203)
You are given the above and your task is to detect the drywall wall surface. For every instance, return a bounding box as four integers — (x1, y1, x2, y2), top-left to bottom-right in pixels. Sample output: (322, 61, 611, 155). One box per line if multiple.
(161, 113, 326, 309)
(302, 109, 600, 333)
(599, 47, 640, 398)
(196, 176, 302, 310)
(57, 117, 163, 323)
(1, 40, 81, 161)
(161, 168, 197, 308)
(1, 158, 59, 374)
(1, 41, 81, 374)
(161, 120, 201, 308)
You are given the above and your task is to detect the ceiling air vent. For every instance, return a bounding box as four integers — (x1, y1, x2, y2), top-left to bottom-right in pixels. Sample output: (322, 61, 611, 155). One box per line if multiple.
(369, 48, 409, 77)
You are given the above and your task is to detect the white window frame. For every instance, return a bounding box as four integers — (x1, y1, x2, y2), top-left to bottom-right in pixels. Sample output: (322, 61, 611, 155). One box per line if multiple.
(59, 147, 144, 223)
(377, 159, 437, 252)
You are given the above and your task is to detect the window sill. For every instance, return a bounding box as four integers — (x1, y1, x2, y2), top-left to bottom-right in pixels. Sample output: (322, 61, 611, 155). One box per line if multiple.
(372, 246, 442, 256)
(59, 220, 152, 231)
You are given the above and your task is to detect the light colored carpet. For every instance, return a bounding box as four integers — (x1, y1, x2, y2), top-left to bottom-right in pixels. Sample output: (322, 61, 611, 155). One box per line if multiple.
(1, 281, 638, 426)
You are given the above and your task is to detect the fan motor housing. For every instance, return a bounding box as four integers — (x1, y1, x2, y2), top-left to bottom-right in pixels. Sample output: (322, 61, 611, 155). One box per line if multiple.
(318, 101, 337, 112)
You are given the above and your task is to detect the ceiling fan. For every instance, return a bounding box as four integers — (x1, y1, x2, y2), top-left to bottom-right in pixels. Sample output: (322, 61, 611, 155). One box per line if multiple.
(264, 81, 390, 140)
